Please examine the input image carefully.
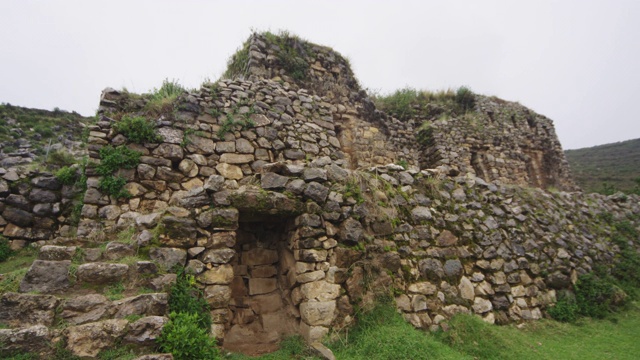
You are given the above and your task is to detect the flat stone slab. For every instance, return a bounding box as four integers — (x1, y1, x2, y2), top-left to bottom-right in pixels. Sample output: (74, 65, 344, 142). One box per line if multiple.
(77, 262, 129, 285)
(19, 260, 71, 293)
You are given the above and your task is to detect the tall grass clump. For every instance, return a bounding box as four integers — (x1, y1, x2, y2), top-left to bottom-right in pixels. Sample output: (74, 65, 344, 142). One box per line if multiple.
(113, 115, 162, 144)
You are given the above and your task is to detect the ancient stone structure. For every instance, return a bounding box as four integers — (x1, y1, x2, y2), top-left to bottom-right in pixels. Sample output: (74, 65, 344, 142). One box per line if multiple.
(0, 32, 638, 358)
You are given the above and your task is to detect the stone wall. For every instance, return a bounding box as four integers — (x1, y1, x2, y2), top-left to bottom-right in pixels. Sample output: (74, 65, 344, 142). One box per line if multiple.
(81, 71, 639, 349)
(1, 32, 636, 357)
(419, 96, 577, 191)
(1, 168, 80, 245)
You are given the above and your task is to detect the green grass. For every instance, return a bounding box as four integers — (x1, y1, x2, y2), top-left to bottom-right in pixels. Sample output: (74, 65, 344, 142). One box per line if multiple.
(0, 246, 37, 294)
(0, 104, 92, 158)
(225, 301, 640, 360)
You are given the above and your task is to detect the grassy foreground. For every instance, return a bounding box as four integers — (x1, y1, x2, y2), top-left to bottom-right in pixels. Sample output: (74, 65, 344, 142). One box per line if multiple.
(227, 301, 640, 360)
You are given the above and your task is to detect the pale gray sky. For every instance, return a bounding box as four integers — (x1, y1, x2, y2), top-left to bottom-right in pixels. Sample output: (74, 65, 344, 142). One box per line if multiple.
(1, 0, 639, 150)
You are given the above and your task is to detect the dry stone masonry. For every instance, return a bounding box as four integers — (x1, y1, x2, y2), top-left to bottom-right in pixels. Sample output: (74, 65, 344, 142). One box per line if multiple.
(0, 32, 638, 358)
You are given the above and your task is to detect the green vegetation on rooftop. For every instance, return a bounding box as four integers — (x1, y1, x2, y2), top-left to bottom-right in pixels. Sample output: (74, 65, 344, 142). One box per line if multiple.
(373, 86, 476, 122)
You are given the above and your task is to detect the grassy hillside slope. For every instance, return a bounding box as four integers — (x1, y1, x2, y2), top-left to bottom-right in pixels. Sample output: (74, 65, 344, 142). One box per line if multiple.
(565, 138, 640, 193)
(0, 103, 91, 155)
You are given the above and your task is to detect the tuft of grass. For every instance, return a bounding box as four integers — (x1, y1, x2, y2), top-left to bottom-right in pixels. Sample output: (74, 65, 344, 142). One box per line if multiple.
(104, 282, 125, 301)
(113, 116, 162, 144)
(0, 236, 14, 262)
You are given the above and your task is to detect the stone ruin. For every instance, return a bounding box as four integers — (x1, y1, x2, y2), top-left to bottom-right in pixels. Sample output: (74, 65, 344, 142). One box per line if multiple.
(0, 32, 638, 358)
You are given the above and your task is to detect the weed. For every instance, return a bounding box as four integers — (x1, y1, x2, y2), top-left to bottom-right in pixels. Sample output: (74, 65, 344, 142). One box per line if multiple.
(46, 150, 77, 167)
(96, 146, 141, 176)
(99, 175, 130, 199)
(113, 116, 162, 144)
(0, 236, 13, 262)
(116, 228, 136, 244)
(344, 177, 365, 204)
(224, 39, 250, 79)
(55, 166, 78, 185)
(0, 268, 28, 294)
(97, 345, 137, 360)
(104, 282, 125, 301)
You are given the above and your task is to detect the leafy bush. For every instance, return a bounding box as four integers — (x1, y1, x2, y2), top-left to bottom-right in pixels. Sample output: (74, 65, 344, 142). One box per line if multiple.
(168, 272, 212, 331)
(157, 312, 219, 360)
(547, 291, 579, 322)
(96, 146, 141, 176)
(159, 271, 218, 359)
(113, 116, 162, 144)
(0, 237, 13, 262)
(96, 145, 140, 197)
(98, 175, 130, 199)
(455, 86, 475, 112)
(550, 273, 626, 322)
(55, 166, 78, 185)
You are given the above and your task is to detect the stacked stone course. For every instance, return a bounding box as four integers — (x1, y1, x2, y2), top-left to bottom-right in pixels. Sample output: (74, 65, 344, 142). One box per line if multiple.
(0, 33, 638, 358)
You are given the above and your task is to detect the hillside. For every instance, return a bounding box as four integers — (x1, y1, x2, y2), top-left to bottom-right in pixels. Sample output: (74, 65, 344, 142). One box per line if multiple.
(0, 103, 92, 168)
(565, 138, 640, 193)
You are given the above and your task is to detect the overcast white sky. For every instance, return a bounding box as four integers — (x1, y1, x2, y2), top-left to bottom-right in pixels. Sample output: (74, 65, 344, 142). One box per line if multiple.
(1, 0, 639, 150)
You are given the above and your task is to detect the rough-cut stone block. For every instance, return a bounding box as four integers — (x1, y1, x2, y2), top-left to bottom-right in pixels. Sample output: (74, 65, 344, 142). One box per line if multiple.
(300, 301, 336, 326)
(19, 260, 71, 293)
(77, 263, 129, 285)
(124, 316, 168, 346)
(149, 247, 187, 270)
(38, 245, 77, 261)
(113, 293, 168, 318)
(242, 248, 278, 266)
(248, 278, 278, 295)
(300, 280, 341, 301)
(0, 292, 59, 327)
(198, 265, 234, 285)
(66, 319, 129, 358)
(204, 285, 232, 308)
(61, 294, 112, 325)
(408, 281, 437, 295)
(0, 325, 51, 354)
(220, 153, 254, 164)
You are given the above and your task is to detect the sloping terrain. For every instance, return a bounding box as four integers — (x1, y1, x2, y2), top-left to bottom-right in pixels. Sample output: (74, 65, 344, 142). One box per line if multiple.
(0, 104, 92, 168)
(565, 138, 640, 193)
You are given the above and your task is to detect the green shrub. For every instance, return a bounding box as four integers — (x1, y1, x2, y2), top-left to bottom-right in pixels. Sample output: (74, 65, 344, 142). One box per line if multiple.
(99, 175, 130, 199)
(550, 273, 624, 322)
(157, 312, 219, 360)
(168, 272, 212, 331)
(548, 291, 578, 322)
(96, 146, 141, 176)
(55, 166, 78, 185)
(113, 116, 162, 144)
(455, 86, 475, 112)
